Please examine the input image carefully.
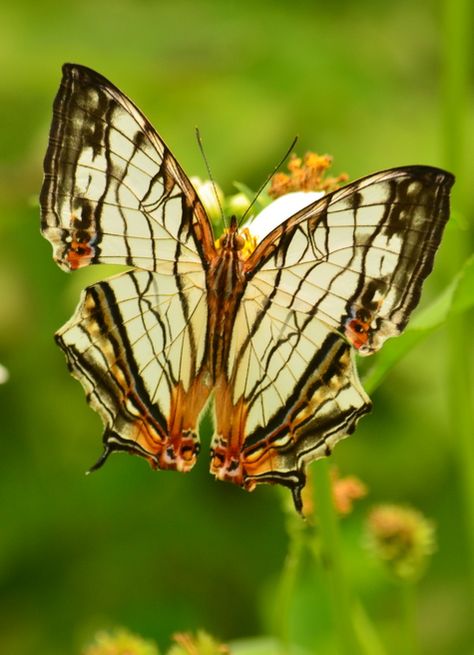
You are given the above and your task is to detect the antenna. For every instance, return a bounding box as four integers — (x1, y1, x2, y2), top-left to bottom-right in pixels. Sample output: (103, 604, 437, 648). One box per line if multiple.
(195, 128, 226, 227)
(239, 135, 298, 227)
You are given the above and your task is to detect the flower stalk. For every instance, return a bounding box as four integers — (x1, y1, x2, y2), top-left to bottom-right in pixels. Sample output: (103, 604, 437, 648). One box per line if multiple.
(273, 495, 306, 652)
(399, 581, 420, 655)
(312, 458, 361, 655)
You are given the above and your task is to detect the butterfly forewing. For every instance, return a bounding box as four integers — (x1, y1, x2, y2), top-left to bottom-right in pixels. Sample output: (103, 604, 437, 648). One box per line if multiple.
(246, 167, 454, 354)
(41, 64, 215, 474)
(40, 64, 215, 272)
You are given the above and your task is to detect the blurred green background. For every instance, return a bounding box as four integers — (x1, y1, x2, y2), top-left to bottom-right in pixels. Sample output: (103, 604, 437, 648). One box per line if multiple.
(0, 1, 473, 654)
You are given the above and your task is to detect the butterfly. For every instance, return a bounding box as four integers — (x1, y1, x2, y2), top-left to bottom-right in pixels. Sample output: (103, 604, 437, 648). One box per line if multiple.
(40, 64, 454, 512)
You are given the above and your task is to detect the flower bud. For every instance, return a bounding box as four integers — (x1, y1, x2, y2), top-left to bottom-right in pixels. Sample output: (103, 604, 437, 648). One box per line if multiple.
(366, 504, 435, 581)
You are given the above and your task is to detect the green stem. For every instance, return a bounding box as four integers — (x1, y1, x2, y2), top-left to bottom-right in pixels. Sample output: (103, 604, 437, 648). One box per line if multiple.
(441, 0, 474, 612)
(352, 603, 389, 655)
(274, 505, 306, 652)
(399, 582, 420, 655)
(312, 459, 360, 655)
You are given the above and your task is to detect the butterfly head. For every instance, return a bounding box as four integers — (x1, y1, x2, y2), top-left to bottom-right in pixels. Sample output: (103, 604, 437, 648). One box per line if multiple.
(215, 219, 257, 260)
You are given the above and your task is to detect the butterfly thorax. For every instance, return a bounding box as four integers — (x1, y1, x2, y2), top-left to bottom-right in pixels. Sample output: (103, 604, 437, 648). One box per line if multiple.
(205, 220, 247, 378)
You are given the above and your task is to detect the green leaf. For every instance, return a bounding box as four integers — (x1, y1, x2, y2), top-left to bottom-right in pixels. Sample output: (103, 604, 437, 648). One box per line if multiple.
(450, 253, 474, 315)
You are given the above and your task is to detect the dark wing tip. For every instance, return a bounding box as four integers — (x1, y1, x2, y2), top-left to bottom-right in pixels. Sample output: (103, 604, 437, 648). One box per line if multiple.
(61, 62, 117, 90)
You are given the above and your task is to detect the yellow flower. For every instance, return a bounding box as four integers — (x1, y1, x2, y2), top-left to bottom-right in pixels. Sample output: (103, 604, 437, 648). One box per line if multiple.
(331, 467, 368, 516)
(82, 629, 159, 655)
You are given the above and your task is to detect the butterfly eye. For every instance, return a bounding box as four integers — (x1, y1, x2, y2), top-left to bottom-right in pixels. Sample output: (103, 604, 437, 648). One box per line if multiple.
(234, 234, 245, 250)
(216, 231, 230, 250)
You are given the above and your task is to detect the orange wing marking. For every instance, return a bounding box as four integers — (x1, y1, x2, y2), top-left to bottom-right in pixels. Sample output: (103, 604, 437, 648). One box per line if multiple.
(161, 375, 211, 472)
(64, 214, 97, 270)
(210, 375, 255, 490)
(66, 239, 95, 270)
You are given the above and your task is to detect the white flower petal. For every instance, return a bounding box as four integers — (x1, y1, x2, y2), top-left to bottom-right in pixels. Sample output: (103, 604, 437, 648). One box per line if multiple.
(245, 191, 324, 242)
(0, 364, 9, 384)
(190, 176, 224, 222)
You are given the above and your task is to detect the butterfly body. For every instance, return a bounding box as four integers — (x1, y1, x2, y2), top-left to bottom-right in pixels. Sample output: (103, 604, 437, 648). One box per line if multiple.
(41, 64, 454, 512)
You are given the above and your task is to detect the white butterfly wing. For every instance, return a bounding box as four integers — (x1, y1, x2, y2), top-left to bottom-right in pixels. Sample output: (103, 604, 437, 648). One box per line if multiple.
(40, 64, 215, 273)
(246, 167, 454, 354)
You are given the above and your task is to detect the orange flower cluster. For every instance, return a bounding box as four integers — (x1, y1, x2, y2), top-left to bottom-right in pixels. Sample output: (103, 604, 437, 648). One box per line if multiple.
(331, 468, 368, 515)
(300, 466, 367, 518)
(269, 152, 349, 198)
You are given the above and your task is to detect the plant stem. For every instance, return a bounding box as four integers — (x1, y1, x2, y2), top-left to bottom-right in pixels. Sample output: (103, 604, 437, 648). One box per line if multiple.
(441, 0, 474, 611)
(352, 603, 389, 655)
(399, 582, 420, 655)
(312, 459, 360, 655)
(274, 503, 306, 652)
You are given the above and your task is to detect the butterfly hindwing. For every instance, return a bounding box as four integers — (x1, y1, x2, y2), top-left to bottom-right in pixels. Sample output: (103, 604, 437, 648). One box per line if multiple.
(56, 269, 210, 471)
(211, 299, 371, 510)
